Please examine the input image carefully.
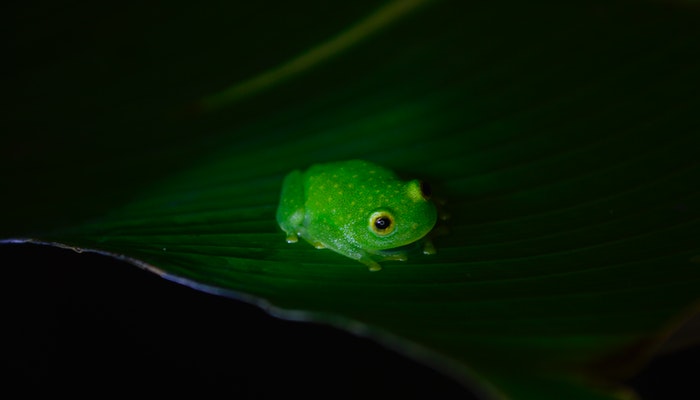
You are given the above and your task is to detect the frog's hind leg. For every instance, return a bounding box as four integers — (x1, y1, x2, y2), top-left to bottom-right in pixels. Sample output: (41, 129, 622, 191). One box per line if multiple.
(276, 170, 305, 243)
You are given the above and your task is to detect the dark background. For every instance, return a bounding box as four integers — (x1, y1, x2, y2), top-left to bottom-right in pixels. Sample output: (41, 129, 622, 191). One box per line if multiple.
(2, 244, 698, 399)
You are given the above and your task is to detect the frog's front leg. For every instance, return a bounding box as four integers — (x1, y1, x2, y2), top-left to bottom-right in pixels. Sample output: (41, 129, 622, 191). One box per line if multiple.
(323, 240, 384, 272)
(276, 170, 305, 243)
(358, 256, 383, 272)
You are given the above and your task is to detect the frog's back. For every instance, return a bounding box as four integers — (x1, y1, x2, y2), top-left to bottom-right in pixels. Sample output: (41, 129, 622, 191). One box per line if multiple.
(302, 159, 399, 225)
(304, 160, 396, 186)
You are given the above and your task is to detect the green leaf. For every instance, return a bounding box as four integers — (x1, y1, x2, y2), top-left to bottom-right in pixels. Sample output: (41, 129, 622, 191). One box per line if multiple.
(3, 0, 700, 398)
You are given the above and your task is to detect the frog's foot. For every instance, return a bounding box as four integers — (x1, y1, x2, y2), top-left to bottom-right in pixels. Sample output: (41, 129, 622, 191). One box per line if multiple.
(285, 233, 299, 244)
(357, 255, 383, 272)
(362, 253, 408, 271)
(422, 239, 437, 255)
(366, 261, 382, 272)
(312, 241, 326, 249)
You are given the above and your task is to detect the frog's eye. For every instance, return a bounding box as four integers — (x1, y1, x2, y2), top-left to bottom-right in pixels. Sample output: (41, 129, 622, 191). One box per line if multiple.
(369, 211, 395, 236)
(419, 181, 432, 200)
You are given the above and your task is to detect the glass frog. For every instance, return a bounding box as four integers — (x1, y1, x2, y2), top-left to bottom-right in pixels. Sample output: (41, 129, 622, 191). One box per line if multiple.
(276, 159, 438, 271)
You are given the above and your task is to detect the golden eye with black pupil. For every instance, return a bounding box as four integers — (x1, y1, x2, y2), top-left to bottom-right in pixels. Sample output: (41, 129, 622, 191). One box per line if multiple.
(420, 181, 432, 200)
(369, 211, 395, 235)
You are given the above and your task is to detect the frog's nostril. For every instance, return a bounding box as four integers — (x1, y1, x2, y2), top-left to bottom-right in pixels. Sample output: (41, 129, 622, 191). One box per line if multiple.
(420, 181, 432, 200)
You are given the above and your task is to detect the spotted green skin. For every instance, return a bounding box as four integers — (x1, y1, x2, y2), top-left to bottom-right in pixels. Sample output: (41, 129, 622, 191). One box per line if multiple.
(276, 160, 438, 271)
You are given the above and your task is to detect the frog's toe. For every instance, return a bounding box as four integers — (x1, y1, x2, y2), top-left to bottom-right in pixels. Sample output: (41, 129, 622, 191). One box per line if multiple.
(377, 252, 408, 262)
(312, 241, 326, 249)
(285, 234, 299, 243)
(389, 254, 409, 262)
(368, 264, 382, 272)
(422, 239, 437, 255)
(358, 257, 382, 271)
